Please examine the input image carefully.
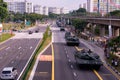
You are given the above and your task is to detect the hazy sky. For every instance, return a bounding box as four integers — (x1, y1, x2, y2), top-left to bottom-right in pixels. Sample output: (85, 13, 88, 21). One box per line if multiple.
(27, 0, 87, 11)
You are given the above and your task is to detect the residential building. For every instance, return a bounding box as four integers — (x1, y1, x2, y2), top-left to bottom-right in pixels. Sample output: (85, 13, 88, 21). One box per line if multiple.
(87, 0, 120, 15)
(5, 0, 33, 14)
(34, 5, 43, 14)
(43, 6, 48, 15)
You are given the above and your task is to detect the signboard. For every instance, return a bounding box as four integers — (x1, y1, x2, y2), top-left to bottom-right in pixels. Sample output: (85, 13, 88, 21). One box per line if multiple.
(0, 23, 3, 33)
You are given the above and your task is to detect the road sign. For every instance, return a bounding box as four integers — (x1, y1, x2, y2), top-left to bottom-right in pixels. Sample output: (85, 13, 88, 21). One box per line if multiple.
(0, 23, 3, 33)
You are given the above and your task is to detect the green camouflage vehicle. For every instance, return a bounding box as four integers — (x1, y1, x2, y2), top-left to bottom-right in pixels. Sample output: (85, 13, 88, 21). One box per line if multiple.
(66, 36, 79, 46)
(74, 49, 103, 69)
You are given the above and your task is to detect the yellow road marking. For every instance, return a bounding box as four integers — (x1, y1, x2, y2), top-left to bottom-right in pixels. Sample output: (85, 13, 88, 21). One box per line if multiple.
(93, 70, 103, 80)
(51, 44, 54, 80)
(75, 46, 83, 51)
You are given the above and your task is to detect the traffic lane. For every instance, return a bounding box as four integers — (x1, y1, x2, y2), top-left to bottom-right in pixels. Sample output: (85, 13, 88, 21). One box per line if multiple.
(53, 43, 74, 80)
(65, 44, 99, 80)
(33, 45, 52, 80)
(0, 39, 40, 78)
(97, 66, 118, 80)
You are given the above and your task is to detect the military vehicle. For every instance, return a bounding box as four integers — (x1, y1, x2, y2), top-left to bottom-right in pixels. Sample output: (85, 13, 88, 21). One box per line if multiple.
(74, 49, 103, 69)
(66, 36, 79, 46)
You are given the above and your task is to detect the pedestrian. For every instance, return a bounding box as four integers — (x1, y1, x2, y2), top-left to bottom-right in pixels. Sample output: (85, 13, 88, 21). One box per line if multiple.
(111, 59, 115, 66)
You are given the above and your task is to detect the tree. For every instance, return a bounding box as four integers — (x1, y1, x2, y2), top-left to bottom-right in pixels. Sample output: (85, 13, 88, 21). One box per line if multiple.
(76, 8, 86, 13)
(71, 19, 86, 33)
(0, 1, 8, 22)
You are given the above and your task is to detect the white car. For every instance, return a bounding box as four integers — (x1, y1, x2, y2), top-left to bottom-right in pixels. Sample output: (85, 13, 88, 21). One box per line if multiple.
(0, 67, 18, 80)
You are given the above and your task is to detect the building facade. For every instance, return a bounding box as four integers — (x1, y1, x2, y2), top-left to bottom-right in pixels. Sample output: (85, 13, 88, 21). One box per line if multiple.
(5, 0, 33, 14)
(86, 0, 120, 15)
(34, 5, 43, 14)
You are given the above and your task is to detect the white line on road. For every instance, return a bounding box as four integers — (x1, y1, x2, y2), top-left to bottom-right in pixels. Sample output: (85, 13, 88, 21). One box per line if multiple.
(68, 59, 71, 62)
(71, 65, 73, 69)
(5, 47, 10, 50)
(18, 47, 21, 49)
(11, 61, 14, 63)
(0, 57, 3, 59)
(16, 56, 19, 59)
(73, 72, 77, 77)
(66, 55, 69, 58)
(30, 46, 33, 49)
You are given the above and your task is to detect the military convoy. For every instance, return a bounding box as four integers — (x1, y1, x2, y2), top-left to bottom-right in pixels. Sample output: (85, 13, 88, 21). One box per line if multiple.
(74, 49, 103, 69)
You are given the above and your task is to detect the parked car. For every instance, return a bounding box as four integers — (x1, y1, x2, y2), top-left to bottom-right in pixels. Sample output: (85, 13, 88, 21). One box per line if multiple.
(0, 67, 18, 80)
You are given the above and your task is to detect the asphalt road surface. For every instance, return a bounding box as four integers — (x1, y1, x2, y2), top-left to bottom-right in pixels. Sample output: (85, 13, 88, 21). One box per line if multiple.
(51, 23, 119, 80)
(0, 25, 47, 80)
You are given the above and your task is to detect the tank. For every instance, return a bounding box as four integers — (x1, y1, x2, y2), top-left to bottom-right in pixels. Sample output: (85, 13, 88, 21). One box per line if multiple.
(66, 36, 79, 46)
(74, 49, 103, 69)
(65, 32, 71, 39)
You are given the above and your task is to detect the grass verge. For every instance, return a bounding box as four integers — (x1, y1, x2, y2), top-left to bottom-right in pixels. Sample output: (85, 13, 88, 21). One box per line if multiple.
(0, 33, 15, 42)
(21, 27, 52, 80)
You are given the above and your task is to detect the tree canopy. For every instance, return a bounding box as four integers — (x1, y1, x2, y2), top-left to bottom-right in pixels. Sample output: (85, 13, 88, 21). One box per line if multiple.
(0, 1, 8, 22)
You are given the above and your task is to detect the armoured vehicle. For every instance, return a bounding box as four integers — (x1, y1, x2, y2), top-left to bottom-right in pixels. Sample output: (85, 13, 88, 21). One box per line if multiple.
(66, 36, 79, 46)
(74, 49, 103, 69)
(65, 32, 71, 39)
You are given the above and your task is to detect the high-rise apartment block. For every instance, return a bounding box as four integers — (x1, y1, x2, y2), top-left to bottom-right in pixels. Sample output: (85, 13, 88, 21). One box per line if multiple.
(80, 0, 120, 15)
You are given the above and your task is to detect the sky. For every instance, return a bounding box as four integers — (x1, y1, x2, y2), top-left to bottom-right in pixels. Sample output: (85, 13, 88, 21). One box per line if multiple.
(4, 0, 87, 11)
(26, 0, 87, 11)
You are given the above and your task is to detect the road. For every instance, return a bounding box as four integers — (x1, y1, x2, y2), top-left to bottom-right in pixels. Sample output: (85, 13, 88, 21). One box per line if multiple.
(0, 25, 47, 80)
(51, 23, 119, 80)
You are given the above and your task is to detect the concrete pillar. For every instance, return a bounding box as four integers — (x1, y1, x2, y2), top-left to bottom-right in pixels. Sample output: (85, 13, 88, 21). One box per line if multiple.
(114, 27, 120, 37)
(108, 25, 112, 37)
(100, 26, 105, 36)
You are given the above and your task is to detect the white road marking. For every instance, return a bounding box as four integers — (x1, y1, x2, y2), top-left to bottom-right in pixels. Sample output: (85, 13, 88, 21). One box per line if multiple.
(68, 59, 71, 62)
(66, 55, 69, 58)
(73, 72, 77, 77)
(11, 61, 14, 63)
(71, 65, 73, 69)
(5, 47, 10, 50)
(18, 47, 21, 49)
(0, 57, 2, 59)
(16, 56, 19, 58)
(30, 46, 33, 49)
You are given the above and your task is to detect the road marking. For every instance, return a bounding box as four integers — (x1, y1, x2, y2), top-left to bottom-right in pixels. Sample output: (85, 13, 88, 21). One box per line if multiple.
(65, 50, 67, 54)
(75, 46, 83, 51)
(30, 46, 33, 49)
(73, 72, 77, 77)
(18, 47, 21, 49)
(5, 47, 10, 50)
(68, 59, 71, 62)
(16, 56, 19, 59)
(93, 70, 103, 80)
(51, 44, 54, 80)
(11, 61, 14, 63)
(66, 55, 69, 58)
(0, 57, 2, 59)
(71, 65, 73, 69)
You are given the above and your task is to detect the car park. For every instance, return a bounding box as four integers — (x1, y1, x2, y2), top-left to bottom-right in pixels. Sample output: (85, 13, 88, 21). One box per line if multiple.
(0, 67, 18, 80)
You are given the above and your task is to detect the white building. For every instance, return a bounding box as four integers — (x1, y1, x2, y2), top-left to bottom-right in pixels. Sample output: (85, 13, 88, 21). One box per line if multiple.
(49, 7, 68, 14)
(43, 6, 48, 15)
(34, 5, 43, 14)
(5, 0, 33, 14)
